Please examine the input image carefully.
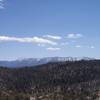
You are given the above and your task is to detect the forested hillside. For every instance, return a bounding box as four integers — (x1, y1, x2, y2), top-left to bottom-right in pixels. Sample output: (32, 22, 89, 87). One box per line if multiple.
(0, 60, 100, 100)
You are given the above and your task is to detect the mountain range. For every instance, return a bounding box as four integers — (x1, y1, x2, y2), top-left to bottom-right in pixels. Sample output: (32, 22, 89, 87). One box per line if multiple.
(0, 59, 100, 99)
(0, 57, 95, 67)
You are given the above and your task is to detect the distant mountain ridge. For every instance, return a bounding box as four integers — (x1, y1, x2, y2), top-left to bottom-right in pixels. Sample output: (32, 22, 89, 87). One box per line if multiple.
(0, 57, 95, 67)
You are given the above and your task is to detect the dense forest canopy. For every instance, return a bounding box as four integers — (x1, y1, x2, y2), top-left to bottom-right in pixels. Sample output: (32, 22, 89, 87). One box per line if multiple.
(0, 60, 100, 100)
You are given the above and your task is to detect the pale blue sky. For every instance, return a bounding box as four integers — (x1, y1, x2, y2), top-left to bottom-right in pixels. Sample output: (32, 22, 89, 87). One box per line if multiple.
(0, 0, 100, 60)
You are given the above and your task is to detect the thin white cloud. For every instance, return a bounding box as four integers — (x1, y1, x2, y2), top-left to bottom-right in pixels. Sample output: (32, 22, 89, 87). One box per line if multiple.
(75, 45, 95, 49)
(43, 35, 62, 40)
(67, 33, 83, 39)
(0, 36, 57, 45)
(90, 46, 95, 49)
(75, 45, 82, 48)
(61, 42, 69, 46)
(0, 0, 4, 9)
(46, 47, 61, 51)
(38, 44, 45, 47)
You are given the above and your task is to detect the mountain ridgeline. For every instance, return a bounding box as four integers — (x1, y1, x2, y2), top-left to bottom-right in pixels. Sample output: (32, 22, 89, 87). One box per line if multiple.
(0, 59, 100, 100)
(0, 57, 95, 68)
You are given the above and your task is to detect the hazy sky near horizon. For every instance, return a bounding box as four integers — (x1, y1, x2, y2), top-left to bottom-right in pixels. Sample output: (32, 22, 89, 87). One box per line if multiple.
(0, 0, 100, 60)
